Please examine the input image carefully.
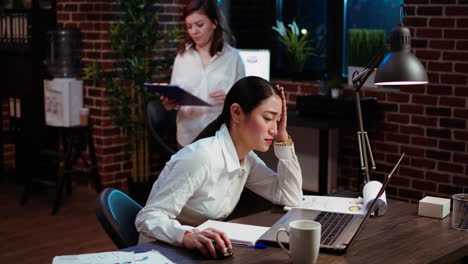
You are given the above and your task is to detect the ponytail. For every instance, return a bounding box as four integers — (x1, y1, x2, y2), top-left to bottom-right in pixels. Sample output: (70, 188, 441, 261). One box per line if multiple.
(193, 114, 226, 142)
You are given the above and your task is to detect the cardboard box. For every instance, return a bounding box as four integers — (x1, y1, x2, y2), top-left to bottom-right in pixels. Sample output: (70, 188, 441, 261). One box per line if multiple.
(418, 196, 450, 219)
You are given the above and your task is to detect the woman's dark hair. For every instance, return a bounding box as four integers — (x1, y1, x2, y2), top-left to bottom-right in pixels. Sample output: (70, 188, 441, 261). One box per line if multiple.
(193, 76, 281, 142)
(178, 0, 234, 57)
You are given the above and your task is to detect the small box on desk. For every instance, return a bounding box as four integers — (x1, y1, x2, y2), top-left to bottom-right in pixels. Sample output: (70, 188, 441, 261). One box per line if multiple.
(418, 196, 450, 219)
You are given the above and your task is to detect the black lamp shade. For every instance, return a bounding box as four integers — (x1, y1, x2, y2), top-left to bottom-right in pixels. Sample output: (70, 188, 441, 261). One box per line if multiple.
(375, 51, 428, 85)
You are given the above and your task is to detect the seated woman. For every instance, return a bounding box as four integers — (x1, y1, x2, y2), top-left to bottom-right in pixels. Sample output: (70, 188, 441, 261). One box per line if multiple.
(135, 76, 303, 258)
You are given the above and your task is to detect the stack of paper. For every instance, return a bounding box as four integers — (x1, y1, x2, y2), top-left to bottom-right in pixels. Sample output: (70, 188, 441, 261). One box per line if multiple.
(52, 250, 174, 264)
(197, 220, 269, 245)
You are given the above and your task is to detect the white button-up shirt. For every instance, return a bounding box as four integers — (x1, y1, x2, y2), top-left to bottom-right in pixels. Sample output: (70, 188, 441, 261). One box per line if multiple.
(135, 125, 303, 246)
(170, 44, 245, 146)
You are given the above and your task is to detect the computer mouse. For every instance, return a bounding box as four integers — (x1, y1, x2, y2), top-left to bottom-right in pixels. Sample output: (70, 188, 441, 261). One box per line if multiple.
(213, 243, 233, 259)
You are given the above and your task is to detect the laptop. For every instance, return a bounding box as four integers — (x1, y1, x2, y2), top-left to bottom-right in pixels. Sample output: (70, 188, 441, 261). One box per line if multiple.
(238, 49, 270, 81)
(258, 153, 405, 254)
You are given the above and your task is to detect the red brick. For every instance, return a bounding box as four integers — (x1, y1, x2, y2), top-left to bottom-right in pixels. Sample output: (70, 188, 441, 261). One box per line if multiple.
(391, 176, 411, 187)
(412, 95, 438, 105)
(429, 18, 455, 27)
(428, 73, 440, 83)
(439, 140, 465, 152)
(299, 85, 318, 94)
(454, 87, 468, 96)
(426, 128, 451, 138)
(458, 19, 468, 28)
(411, 136, 437, 147)
(429, 40, 455, 50)
(454, 63, 468, 73)
(438, 162, 464, 174)
(413, 180, 436, 192)
(454, 109, 468, 118)
(440, 74, 468, 84)
(407, 17, 427, 27)
(454, 153, 468, 163)
(412, 39, 428, 49)
(401, 146, 425, 157)
(400, 104, 424, 114)
(57, 13, 71, 21)
(428, 62, 452, 72)
(426, 171, 450, 183)
(446, 6, 468, 16)
(416, 28, 443, 39)
(373, 142, 399, 153)
(453, 176, 468, 186)
(427, 85, 453, 95)
(387, 93, 410, 103)
(445, 29, 468, 40)
(457, 41, 468, 50)
(411, 158, 436, 169)
(411, 116, 438, 126)
(386, 133, 410, 144)
(426, 107, 451, 117)
(400, 166, 425, 178)
(415, 50, 441, 60)
(438, 184, 463, 195)
(400, 125, 424, 135)
(387, 113, 410, 124)
(399, 85, 426, 94)
(417, 6, 443, 16)
(443, 51, 468, 61)
(454, 131, 468, 141)
(440, 118, 466, 129)
(439, 97, 466, 107)
(282, 84, 299, 93)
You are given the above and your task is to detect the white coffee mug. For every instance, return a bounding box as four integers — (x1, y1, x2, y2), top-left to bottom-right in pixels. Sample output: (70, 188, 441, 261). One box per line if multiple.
(276, 220, 321, 264)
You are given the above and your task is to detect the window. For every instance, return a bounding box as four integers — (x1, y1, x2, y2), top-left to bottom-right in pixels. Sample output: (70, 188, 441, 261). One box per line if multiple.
(342, 0, 403, 77)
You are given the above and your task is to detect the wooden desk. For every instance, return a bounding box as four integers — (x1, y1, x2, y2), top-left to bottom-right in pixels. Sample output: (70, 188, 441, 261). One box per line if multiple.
(122, 199, 468, 264)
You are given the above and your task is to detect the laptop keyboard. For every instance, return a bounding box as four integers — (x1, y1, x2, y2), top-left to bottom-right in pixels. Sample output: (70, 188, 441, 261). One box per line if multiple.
(315, 212, 354, 246)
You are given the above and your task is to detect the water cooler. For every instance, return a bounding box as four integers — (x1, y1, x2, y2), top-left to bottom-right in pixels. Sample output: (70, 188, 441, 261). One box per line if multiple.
(44, 28, 83, 127)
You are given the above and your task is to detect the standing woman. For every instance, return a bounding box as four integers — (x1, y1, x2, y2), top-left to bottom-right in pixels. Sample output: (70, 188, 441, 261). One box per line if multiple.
(162, 0, 245, 147)
(136, 76, 303, 258)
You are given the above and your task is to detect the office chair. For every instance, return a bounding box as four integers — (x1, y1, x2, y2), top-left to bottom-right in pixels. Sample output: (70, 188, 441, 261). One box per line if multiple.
(95, 188, 142, 249)
(145, 99, 177, 159)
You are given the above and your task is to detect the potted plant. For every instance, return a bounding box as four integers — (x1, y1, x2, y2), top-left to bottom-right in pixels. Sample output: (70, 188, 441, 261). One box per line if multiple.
(272, 20, 316, 78)
(326, 78, 344, 98)
(347, 29, 385, 88)
(85, 0, 179, 205)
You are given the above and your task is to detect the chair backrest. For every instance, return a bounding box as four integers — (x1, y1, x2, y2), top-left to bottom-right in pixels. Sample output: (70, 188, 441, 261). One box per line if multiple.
(145, 99, 177, 158)
(95, 188, 142, 249)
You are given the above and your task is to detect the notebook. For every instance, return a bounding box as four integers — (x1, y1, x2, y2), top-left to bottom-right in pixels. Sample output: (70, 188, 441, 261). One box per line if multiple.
(197, 220, 269, 245)
(144, 83, 211, 106)
(257, 153, 405, 254)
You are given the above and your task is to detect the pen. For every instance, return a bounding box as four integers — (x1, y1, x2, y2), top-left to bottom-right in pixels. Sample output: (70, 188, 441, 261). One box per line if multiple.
(232, 243, 268, 249)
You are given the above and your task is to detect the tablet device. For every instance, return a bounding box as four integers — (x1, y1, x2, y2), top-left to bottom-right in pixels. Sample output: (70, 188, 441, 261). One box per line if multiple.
(144, 83, 211, 106)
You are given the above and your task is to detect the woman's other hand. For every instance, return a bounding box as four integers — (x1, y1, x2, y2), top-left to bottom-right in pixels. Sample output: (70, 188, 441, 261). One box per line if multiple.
(208, 90, 226, 105)
(275, 85, 289, 142)
(161, 96, 179, 111)
(181, 227, 232, 259)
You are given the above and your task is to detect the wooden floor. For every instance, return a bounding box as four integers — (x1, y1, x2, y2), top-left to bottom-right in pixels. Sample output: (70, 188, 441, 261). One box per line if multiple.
(0, 179, 116, 264)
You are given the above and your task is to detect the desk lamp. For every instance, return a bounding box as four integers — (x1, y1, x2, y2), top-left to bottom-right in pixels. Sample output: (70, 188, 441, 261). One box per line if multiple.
(351, 4, 428, 186)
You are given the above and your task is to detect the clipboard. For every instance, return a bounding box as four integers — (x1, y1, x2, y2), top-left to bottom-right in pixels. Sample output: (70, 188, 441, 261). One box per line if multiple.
(144, 83, 211, 106)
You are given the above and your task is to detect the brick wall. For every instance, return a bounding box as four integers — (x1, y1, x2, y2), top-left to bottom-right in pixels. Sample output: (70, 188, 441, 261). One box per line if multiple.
(56, 0, 186, 189)
(278, 1, 468, 203)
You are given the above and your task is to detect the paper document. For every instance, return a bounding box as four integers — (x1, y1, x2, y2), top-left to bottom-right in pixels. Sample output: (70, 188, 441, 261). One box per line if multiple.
(284, 196, 366, 214)
(197, 220, 269, 245)
(52, 250, 174, 264)
(285, 181, 388, 215)
(144, 83, 211, 106)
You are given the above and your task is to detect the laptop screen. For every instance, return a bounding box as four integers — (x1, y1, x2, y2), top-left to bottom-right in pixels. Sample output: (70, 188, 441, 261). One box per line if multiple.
(238, 49, 270, 81)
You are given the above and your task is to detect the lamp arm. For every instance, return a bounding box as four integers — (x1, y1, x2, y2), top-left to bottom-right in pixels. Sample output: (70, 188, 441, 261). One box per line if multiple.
(352, 44, 388, 93)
